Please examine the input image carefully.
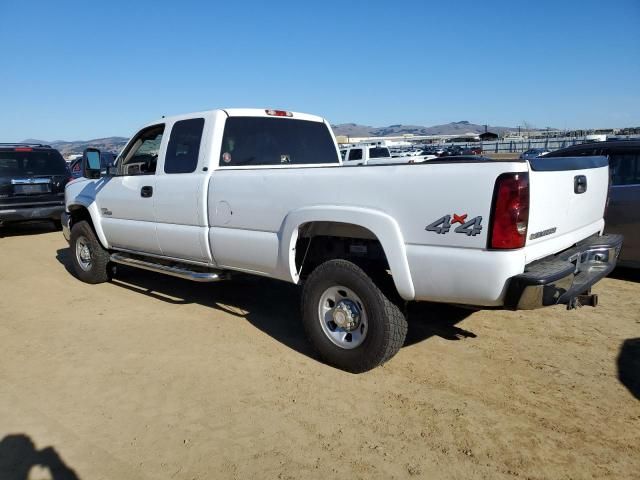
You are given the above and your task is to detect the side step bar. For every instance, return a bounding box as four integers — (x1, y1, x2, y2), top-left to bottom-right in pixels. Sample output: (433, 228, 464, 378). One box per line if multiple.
(110, 253, 228, 282)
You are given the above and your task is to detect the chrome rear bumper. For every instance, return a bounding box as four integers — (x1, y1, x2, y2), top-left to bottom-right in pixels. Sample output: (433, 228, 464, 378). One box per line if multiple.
(504, 234, 623, 310)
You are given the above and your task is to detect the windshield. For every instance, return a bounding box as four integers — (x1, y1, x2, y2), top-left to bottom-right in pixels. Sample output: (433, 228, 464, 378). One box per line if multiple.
(0, 150, 67, 176)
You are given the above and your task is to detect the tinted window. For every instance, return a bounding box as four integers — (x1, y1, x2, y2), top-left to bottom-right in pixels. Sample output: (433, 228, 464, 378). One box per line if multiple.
(220, 117, 338, 167)
(553, 146, 602, 157)
(0, 149, 67, 176)
(120, 125, 165, 175)
(164, 118, 204, 174)
(369, 147, 390, 159)
(609, 152, 640, 186)
(348, 149, 363, 161)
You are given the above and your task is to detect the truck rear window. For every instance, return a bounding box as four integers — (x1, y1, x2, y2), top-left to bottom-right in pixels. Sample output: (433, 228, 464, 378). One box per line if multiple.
(0, 150, 67, 176)
(220, 117, 339, 167)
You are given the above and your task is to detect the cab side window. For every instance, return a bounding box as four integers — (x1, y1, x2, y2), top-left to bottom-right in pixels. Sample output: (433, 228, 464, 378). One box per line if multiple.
(164, 118, 204, 174)
(609, 152, 640, 186)
(119, 125, 165, 176)
(348, 149, 363, 161)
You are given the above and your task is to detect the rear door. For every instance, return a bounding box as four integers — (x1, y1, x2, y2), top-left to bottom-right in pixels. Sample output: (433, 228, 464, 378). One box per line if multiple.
(524, 155, 610, 262)
(152, 116, 214, 264)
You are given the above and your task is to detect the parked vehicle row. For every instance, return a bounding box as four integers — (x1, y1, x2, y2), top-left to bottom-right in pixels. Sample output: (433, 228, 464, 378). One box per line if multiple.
(60, 108, 621, 372)
(340, 144, 437, 165)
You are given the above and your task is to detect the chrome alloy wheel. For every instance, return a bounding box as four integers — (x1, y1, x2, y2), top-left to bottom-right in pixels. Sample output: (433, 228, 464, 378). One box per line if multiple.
(75, 235, 93, 271)
(318, 286, 368, 349)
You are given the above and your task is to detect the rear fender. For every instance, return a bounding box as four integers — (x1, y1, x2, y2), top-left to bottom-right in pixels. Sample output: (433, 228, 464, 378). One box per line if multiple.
(278, 206, 415, 300)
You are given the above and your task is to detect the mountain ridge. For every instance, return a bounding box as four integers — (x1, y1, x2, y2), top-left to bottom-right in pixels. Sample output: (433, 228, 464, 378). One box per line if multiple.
(331, 121, 516, 138)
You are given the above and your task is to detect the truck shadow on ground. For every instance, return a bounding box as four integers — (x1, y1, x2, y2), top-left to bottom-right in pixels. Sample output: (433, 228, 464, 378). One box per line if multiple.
(56, 249, 476, 360)
(0, 433, 79, 480)
(618, 338, 640, 401)
(0, 221, 59, 238)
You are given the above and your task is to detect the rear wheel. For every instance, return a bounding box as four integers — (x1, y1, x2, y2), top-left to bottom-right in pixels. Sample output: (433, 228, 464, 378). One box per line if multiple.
(302, 259, 407, 373)
(69, 220, 111, 284)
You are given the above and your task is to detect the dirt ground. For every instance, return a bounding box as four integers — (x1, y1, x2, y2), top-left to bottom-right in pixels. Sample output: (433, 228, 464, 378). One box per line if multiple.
(1, 222, 638, 480)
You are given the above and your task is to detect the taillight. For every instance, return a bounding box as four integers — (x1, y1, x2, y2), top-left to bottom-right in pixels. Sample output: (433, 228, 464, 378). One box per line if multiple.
(489, 172, 529, 249)
(15, 147, 32, 152)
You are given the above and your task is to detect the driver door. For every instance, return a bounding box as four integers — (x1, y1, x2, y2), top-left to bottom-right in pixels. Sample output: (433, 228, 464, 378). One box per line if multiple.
(96, 124, 165, 254)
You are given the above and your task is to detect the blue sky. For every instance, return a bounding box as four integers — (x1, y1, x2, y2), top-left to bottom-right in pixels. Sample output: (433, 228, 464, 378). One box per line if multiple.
(0, 0, 638, 141)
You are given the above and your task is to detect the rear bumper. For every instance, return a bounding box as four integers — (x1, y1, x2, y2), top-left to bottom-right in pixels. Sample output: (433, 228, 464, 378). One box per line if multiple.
(0, 203, 64, 224)
(504, 233, 623, 310)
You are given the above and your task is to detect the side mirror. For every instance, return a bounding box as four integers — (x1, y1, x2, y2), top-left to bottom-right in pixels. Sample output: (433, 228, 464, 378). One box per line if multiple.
(82, 148, 102, 179)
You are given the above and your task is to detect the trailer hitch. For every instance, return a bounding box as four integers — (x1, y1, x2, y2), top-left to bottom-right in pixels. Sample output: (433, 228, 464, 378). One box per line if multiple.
(566, 292, 599, 310)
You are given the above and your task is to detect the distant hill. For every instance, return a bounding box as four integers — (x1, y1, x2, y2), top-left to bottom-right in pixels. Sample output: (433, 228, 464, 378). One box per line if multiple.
(20, 137, 128, 158)
(332, 121, 516, 138)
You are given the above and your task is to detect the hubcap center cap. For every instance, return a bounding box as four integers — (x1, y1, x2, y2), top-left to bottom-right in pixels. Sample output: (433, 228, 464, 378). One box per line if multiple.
(332, 300, 361, 331)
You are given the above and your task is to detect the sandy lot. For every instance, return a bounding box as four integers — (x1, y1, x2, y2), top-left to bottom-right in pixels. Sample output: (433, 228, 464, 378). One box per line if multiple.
(1, 222, 638, 479)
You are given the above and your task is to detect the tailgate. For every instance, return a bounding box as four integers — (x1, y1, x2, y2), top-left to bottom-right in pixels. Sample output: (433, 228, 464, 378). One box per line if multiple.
(525, 156, 609, 262)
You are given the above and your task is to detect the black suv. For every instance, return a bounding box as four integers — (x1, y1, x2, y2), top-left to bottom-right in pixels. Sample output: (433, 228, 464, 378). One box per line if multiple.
(0, 143, 70, 228)
(549, 140, 640, 267)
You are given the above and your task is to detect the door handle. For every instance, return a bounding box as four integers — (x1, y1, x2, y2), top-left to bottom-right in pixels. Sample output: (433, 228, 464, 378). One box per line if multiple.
(140, 186, 153, 198)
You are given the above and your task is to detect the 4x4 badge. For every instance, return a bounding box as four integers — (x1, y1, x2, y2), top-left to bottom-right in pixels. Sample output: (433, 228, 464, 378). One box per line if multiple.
(426, 214, 483, 236)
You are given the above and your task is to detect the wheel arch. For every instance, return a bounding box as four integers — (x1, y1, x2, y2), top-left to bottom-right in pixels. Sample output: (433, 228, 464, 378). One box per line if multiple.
(67, 200, 108, 249)
(278, 206, 415, 300)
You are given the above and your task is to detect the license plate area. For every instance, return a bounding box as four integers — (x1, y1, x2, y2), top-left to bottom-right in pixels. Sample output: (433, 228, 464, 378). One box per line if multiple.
(13, 183, 51, 195)
(11, 178, 52, 195)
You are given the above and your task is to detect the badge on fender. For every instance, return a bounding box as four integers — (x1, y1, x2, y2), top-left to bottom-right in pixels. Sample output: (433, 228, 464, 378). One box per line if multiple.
(426, 214, 483, 236)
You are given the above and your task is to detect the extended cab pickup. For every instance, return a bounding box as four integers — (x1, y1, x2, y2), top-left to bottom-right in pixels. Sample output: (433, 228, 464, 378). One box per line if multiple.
(340, 144, 437, 165)
(63, 108, 622, 372)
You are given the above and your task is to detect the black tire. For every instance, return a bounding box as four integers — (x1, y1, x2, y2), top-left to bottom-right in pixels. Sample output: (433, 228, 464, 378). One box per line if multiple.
(302, 259, 408, 373)
(69, 220, 111, 284)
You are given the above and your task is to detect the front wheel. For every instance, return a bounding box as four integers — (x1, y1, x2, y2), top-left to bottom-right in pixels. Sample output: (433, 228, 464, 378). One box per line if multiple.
(69, 220, 111, 284)
(302, 259, 408, 373)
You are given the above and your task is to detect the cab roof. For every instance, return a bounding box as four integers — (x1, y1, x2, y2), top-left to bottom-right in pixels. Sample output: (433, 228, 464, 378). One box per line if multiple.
(145, 108, 326, 128)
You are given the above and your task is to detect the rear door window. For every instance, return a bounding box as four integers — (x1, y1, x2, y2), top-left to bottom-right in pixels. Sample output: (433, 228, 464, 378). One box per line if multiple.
(348, 149, 363, 161)
(220, 117, 338, 167)
(609, 151, 640, 186)
(164, 118, 205, 174)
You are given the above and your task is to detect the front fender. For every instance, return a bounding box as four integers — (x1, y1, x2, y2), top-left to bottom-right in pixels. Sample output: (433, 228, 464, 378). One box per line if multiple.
(277, 206, 415, 300)
(66, 179, 109, 249)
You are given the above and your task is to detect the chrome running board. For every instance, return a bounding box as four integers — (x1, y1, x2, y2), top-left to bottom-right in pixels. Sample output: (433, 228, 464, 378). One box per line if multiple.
(110, 253, 228, 282)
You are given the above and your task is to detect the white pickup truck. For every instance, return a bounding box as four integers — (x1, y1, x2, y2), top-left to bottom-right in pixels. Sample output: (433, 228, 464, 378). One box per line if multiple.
(340, 144, 437, 165)
(63, 108, 622, 372)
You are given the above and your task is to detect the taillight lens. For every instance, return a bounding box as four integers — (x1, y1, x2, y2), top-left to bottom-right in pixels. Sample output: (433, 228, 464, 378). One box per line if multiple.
(489, 172, 530, 249)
